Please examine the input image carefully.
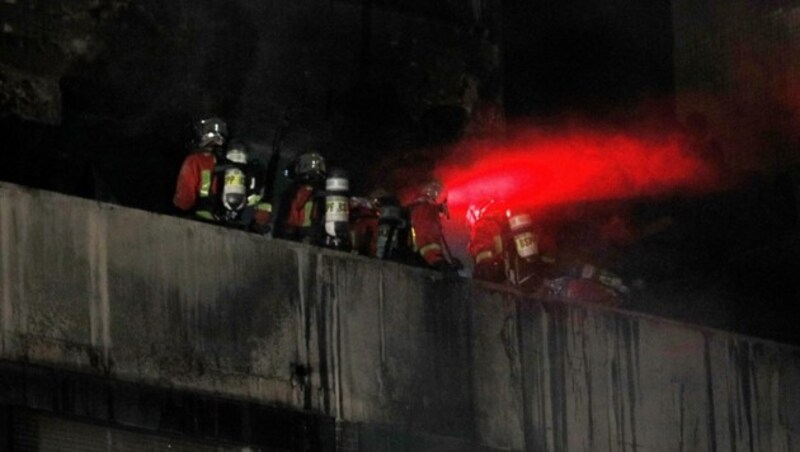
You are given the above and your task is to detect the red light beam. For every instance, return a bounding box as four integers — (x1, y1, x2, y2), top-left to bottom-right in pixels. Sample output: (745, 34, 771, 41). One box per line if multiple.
(437, 129, 720, 219)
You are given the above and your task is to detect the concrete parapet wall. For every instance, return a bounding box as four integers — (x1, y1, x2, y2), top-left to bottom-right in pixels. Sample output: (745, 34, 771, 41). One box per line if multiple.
(2, 182, 800, 451)
(0, 183, 305, 408)
(517, 302, 800, 451)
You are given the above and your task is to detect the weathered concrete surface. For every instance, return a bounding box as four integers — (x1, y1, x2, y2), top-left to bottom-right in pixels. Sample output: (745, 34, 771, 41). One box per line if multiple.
(2, 181, 800, 451)
(0, 182, 306, 409)
(517, 302, 800, 451)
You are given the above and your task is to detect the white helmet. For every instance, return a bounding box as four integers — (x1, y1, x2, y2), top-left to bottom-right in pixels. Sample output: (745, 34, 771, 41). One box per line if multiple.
(226, 141, 248, 164)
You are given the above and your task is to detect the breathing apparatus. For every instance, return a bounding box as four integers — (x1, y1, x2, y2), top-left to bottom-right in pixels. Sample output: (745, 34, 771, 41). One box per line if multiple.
(323, 167, 352, 251)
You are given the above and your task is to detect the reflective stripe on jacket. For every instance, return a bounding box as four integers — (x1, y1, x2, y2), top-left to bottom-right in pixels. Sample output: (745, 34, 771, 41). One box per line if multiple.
(408, 201, 445, 266)
(173, 151, 218, 218)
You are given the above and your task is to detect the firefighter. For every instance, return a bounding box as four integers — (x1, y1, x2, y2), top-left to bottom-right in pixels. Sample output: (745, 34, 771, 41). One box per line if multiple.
(349, 195, 380, 257)
(504, 207, 553, 292)
(274, 151, 327, 243)
(465, 199, 506, 283)
(480, 205, 559, 293)
(531, 216, 629, 306)
(545, 262, 629, 307)
(173, 116, 229, 222)
(405, 179, 462, 272)
(371, 189, 416, 263)
(322, 167, 352, 251)
(373, 189, 418, 263)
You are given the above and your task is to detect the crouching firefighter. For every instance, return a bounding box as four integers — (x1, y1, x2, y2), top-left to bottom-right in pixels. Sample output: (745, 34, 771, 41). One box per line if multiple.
(545, 261, 629, 307)
(502, 208, 562, 294)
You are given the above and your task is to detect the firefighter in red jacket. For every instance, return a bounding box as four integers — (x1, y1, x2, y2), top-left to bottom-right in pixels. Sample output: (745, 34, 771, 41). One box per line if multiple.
(349, 195, 380, 257)
(274, 151, 326, 243)
(466, 199, 506, 283)
(173, 117, 229, 221)
(405, 180, 462, 272)
(173, 118, 271, 232)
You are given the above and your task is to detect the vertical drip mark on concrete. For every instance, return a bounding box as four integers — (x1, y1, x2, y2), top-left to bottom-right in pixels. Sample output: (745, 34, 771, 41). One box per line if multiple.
(99, 215, 111, 367)
(633, 321, 642, 399)
(623, 320, 639, 451)
(15, 198, 27, 335)
(541, 305, 553, 452)
(751, 345, 761, 452)
(295, 249, 307, 358)
(178, 229, 190, 345)
(546, 306, 568, 451)
(294, 249, 309, 408)
(769, 361, 781, 452)
(610, 320, 626, 451)
(703, 333, 718, 452)
(516, 297, 536, 451)
(727, 341, 739, 450)
(88, 213, 99, 348)
(88, 209, 112, 369)
(580, 313, 594, 449)
(605, 317, 616, 452)
(464, 285, 477, 442)
(331, 262, 343, 420)
(316, 252, 331, 414)
(679, 382, 686, 452)
(1, 198, 13, 354)
(378, 269, 386, 364)
(737, 341, 756, 452)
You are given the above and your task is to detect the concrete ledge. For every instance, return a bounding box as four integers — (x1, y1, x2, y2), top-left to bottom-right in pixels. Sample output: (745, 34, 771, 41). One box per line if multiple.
(2, 182, 800, 451)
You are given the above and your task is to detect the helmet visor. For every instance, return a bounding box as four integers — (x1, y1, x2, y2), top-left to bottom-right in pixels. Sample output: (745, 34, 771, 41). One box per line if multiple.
(197, 118, 228, 147)
(295, 152, 326, 177)
(226, 149, 247, 164)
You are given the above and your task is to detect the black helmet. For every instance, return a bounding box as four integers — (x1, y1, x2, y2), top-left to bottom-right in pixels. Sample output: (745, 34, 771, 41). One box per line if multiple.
(194, 117, 228, 148)
(294, 152, 326, 180)
(418, 179, 447, 205)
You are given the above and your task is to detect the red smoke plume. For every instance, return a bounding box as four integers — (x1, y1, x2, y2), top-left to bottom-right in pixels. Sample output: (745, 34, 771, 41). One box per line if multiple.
(436, 127, 722, 222)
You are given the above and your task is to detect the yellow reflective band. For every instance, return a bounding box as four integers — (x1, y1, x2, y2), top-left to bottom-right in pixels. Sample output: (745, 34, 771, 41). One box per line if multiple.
(475, 250, 495, 264)
(195, 210, 214, 220)
(493, 235, 504, 254)
(200, 170, 212, 197)
(418, 242, 442, 257)
(256, 202, 272, 212)
(247, 194, 263, 206)
(224, 172, 245, 187)
(302, 200, 313, 227)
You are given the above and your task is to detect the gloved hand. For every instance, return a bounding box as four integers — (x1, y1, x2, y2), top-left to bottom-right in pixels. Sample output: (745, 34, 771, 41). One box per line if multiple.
(250, 223, 272, 236)
(473, 261, 505, 283)
(433, 259, 462, 276)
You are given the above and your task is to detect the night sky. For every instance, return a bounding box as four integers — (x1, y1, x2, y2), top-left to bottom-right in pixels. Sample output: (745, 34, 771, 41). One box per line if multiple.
(504, 0, 675, 119)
